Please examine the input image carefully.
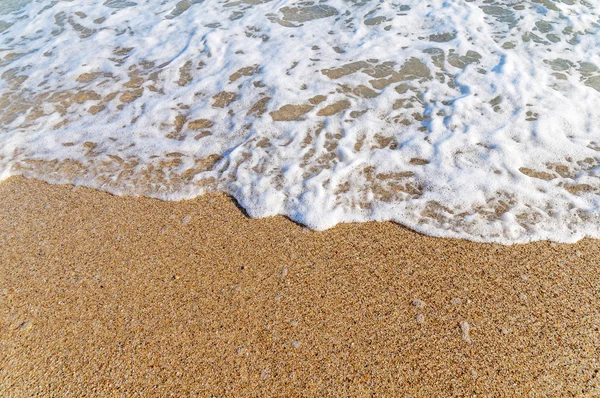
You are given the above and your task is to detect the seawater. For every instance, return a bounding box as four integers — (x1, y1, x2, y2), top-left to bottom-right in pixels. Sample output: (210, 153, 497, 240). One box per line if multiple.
(1, 0, 600, 243)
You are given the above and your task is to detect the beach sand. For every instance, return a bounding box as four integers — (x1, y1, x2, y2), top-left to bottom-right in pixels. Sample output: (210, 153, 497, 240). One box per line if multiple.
(1, 176, 599, 396)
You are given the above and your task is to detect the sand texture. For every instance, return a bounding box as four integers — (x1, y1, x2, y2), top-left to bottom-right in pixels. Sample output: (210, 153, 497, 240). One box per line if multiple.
(1, 176, 600, 396)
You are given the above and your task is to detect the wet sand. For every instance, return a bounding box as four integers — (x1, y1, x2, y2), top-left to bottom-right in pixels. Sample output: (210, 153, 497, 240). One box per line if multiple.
(1, 176, 599, 396)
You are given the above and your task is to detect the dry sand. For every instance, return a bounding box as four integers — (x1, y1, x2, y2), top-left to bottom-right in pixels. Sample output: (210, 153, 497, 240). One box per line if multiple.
(1, 176, 599, 396)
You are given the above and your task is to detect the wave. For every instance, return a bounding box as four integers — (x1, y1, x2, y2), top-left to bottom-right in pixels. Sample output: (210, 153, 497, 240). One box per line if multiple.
(2, 0, 600, 243)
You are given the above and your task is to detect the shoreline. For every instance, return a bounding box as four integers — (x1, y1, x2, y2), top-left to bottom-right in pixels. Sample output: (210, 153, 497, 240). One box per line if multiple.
(1, 176, 599, 395)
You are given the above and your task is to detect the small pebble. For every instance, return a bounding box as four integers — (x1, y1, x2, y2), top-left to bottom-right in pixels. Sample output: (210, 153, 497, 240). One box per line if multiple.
(460, 321, 471, 342)
(416, 313, 425, 323)
(519, 293, 528, 300)
(281, 266, 288, 277)
(182, 215, 191, 224)
(451, 297, 461, 305)
(411, 299, 426, 308)
(237, 347, 245, 355)
(291, 340, 301, 349)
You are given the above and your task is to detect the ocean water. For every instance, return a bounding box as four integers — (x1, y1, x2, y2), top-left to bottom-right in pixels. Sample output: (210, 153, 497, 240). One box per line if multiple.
(1, 0, 600, 243)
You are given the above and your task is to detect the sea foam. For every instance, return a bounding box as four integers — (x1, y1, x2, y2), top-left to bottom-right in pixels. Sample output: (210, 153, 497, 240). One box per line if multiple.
(1, 0, 600, 243)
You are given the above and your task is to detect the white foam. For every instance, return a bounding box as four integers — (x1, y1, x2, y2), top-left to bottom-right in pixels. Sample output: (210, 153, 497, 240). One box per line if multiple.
(1, 0, 600, 243)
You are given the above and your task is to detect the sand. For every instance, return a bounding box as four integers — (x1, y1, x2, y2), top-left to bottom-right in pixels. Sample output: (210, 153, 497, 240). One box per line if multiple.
(1, 176, 599, 396)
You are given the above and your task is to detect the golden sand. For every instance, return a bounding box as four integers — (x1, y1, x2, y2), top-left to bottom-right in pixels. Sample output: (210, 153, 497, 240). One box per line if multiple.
(1, 176, 599, 396)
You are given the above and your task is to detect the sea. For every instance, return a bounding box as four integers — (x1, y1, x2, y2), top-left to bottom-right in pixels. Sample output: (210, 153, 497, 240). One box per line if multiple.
(1, 0, 600, 243)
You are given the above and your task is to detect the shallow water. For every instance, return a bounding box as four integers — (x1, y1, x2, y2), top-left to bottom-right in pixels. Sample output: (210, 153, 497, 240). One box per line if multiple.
(1, 0, 600, 243)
